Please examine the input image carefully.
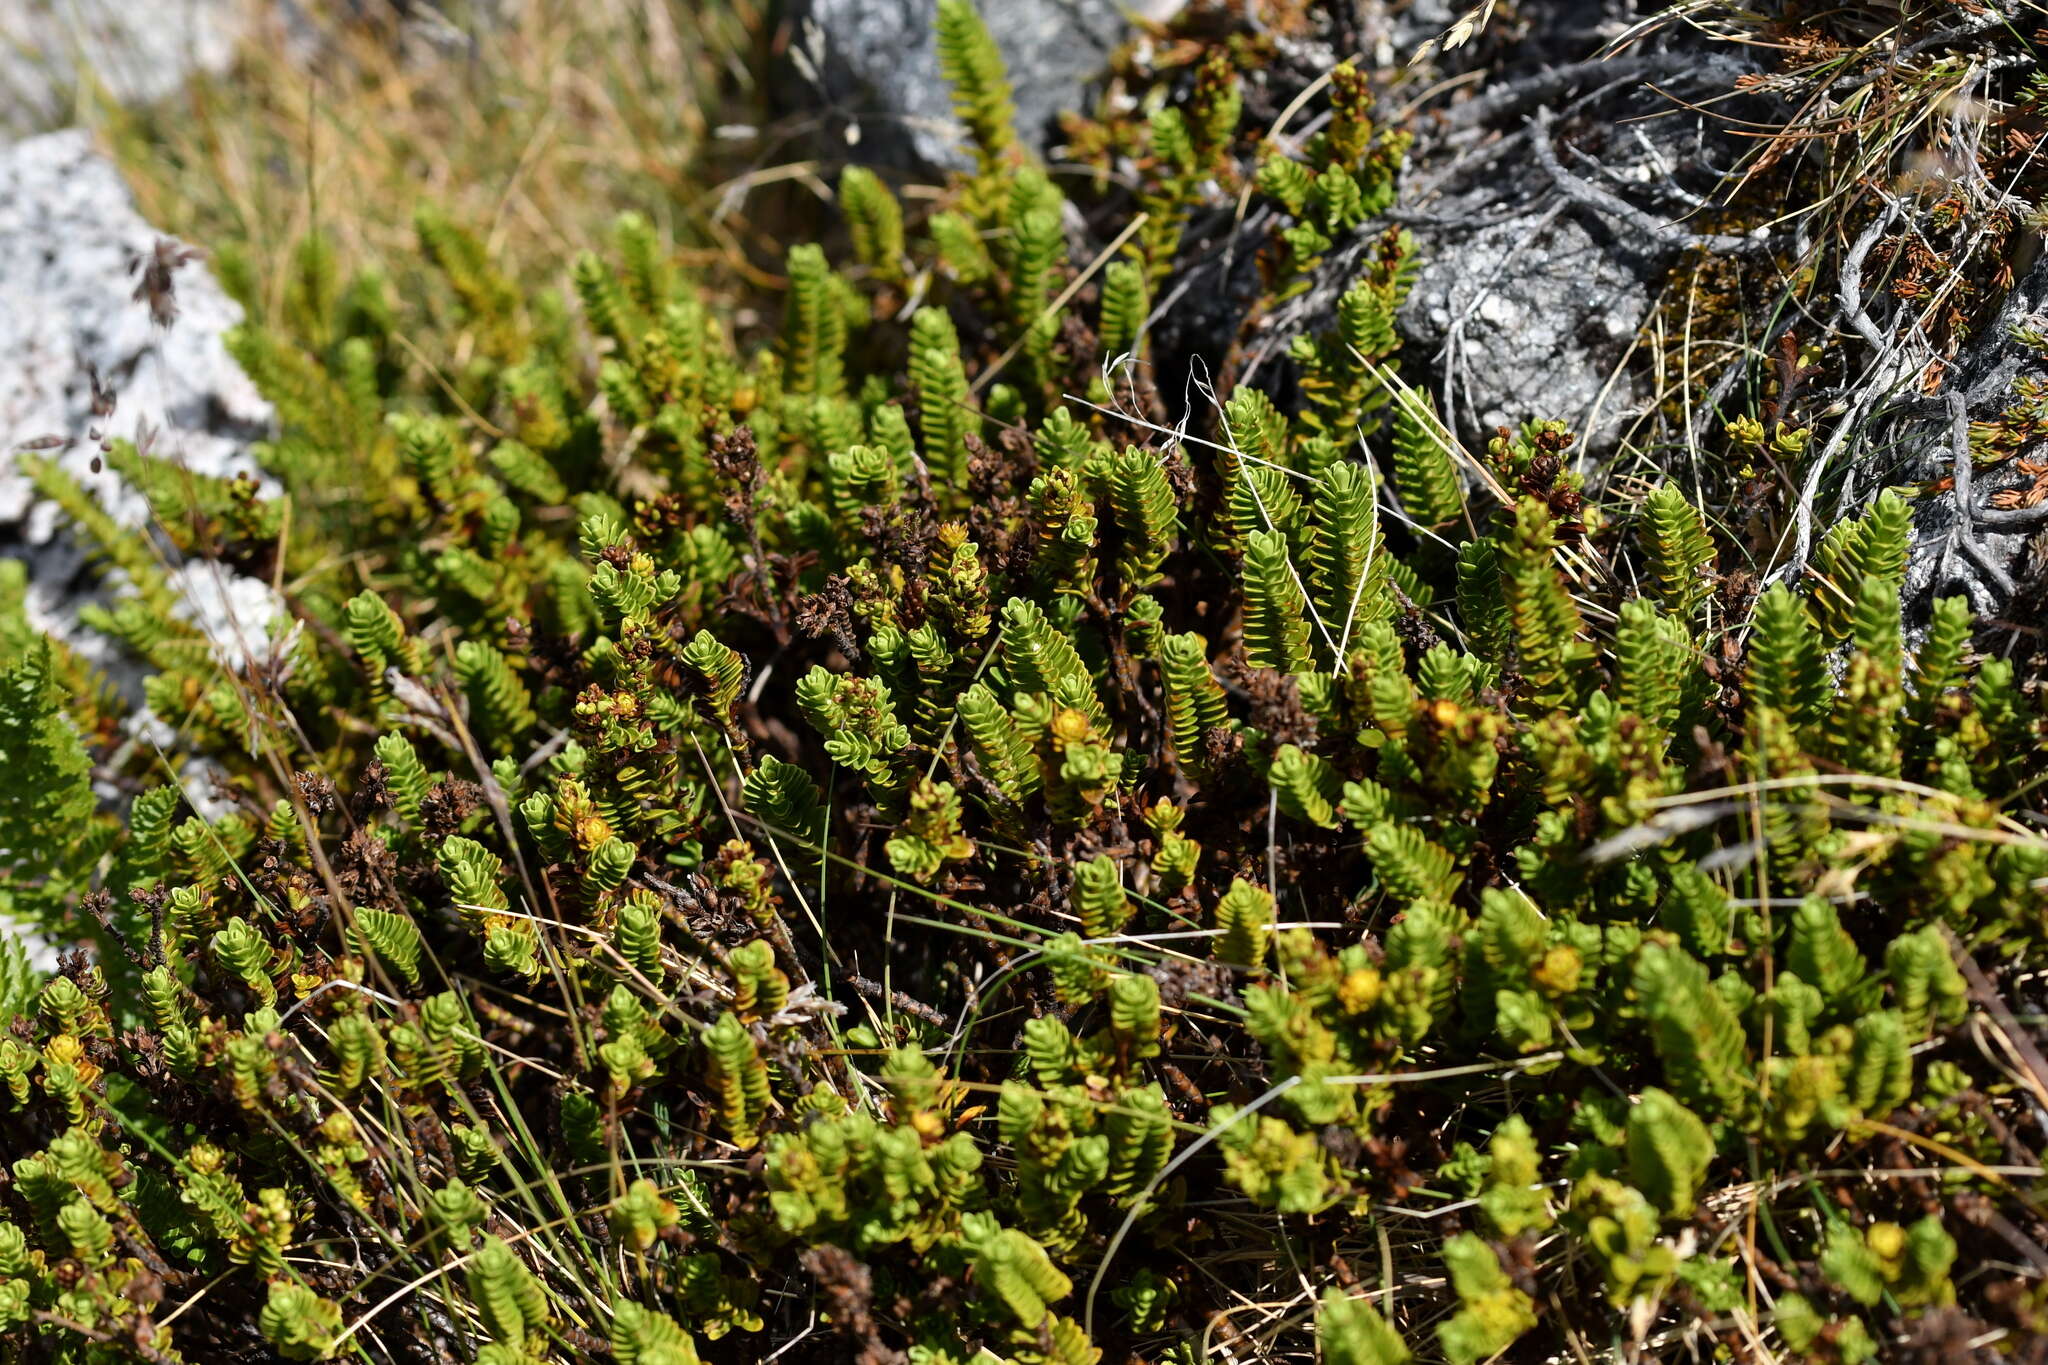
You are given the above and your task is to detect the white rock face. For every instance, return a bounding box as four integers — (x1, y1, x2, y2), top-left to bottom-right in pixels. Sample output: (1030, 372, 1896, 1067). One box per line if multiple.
(0, 129, 280, 957)
(0, 0, 248, 134)
(0, 127, 276, 639)
(0, 130, 270, 498)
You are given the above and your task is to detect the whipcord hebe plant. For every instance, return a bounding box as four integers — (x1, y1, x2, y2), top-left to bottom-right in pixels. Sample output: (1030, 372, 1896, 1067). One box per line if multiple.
(1, 4, 2046, 1363)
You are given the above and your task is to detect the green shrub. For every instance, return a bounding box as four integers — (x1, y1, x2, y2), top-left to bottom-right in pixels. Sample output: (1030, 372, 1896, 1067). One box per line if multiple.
(1, 6, 2043, 1363)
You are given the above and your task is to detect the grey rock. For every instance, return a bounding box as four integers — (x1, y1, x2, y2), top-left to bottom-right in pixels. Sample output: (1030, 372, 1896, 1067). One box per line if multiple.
(786, 0, 1179, 171)
(1399, 210, 1651, 449)
(1362, 0, 1614, 71)
(1228, 25, 1758, 462)
(0, 129, 278, 675)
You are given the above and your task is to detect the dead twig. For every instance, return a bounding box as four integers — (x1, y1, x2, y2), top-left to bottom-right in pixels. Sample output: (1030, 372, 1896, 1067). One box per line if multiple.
(1529, 106, 1768, 257)
(1838, 202, 1902, 355)
(1438, 53, 1686, 130)
(1946, 926, 2048, 1119)
(1973, 502, 2048, 532)
(842, 973, 949, 1030)
(1783, 200, 1918, 578)
(1946, 389, 2020, 598)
